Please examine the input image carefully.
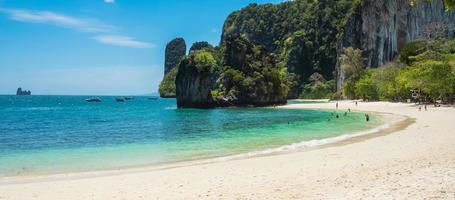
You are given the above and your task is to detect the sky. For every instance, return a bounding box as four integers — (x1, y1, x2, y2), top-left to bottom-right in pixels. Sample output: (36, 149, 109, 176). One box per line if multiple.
(0, 0, 281, 95)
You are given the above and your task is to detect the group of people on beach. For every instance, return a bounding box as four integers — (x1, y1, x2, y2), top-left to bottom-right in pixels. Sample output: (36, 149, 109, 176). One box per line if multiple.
(329, 103, 351, 121)
(332, 101, 369, 122)
(418, 104, 428, 111)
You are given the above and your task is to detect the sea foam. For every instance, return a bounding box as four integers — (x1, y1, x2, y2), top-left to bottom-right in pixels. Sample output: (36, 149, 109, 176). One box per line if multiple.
(212, 116, 395, 162)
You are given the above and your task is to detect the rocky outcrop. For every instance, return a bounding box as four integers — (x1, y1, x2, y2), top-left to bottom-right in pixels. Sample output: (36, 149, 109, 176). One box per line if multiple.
(160, 38, 186, 98)
(175, 36, 288, 108)
(164, 38, 186, 75)
(16, 87, 31, 95)
(336, 0, 455, 90)
(175, 50, 218, 108)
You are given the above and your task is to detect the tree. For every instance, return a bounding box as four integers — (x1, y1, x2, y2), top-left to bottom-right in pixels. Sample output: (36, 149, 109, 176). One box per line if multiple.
(189, 41, 213, 53)
(340, 47, 365, 79)
(398, 60, 454, 102)
(343, 76, 359, 99)
(355, 71, 378, 101)
(370, 67, 402, 101)
(416, 60, 454, 102)
(399, 41, 427, 64)
(159, 67, 178, 98)
(214, 36, 289, 105)
(410, 0, 455, 10)
(446, 0, 455, 10)
(300, 72, 335, 99)
(340, 47, 365, 98)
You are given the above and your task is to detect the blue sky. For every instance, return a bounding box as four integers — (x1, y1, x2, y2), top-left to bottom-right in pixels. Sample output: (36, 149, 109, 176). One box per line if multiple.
(0, 0, 280, 95)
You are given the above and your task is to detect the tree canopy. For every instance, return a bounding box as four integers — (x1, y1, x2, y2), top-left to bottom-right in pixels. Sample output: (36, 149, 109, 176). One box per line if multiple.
(345, 38, 455, 103)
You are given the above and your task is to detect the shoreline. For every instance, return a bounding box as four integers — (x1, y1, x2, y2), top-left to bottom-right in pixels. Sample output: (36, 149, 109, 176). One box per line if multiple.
(0, 107, 402, 183)
(1, 101, 454, 199)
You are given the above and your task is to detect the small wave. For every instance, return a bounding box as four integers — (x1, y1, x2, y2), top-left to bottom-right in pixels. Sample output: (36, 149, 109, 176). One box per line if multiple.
(21, 107, 59, 111)
(1, 107, 57, 112)
(212, 122, 392, 162)
(164, 106, 177, 110)
(29, 107, 52, 111)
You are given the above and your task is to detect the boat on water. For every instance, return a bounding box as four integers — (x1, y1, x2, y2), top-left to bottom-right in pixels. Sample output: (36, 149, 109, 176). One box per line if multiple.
(86, 98, 101, 102)
(116, 97, 125, 102)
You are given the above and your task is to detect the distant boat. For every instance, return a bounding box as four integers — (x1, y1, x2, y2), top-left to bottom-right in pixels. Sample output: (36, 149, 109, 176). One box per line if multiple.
(148, 97, 159, 100)
(116, 97, 125, 102)
(86, 98, 101, 102)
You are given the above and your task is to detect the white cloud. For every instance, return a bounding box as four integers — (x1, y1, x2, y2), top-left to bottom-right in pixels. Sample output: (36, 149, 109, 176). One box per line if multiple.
(0, 9, 115, 33)
(94, 35, 155, 48)
(0, 8, 153, 49)
(104, 0, 115, 3)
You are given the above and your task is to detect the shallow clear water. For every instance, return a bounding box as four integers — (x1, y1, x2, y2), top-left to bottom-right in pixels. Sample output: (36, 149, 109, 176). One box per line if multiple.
(0, 95, 382, 176)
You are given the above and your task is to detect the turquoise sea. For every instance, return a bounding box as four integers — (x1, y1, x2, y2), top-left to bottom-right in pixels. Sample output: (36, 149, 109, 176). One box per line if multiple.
(0, 95, 382, 177)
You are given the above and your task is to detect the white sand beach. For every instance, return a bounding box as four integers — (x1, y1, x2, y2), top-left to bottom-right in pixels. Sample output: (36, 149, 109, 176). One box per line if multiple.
(0, 101, 454, 199)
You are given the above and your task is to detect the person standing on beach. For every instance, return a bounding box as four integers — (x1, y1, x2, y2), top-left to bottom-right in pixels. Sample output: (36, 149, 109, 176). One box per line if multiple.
(425, 104, 427, 111)
(336, 102, 339, 109)
(419, 106, 422, 111)
(365, 113, 370, 122)
(355, 101, 358, 106)
(348, 108, 351, 112)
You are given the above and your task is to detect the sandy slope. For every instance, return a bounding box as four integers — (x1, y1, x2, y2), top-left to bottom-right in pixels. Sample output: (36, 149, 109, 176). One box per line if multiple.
(0, 101, 454, 199)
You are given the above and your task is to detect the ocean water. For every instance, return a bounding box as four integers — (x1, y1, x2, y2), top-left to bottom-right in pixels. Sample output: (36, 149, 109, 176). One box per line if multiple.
(0, 95, 382, 176)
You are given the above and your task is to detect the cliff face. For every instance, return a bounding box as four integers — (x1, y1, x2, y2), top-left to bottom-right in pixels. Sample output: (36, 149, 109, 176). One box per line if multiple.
(159, 38, 186, 98)
(175, 50, 218, 108)
(336, 0, 455, 90)
(164, 38, 186, 75)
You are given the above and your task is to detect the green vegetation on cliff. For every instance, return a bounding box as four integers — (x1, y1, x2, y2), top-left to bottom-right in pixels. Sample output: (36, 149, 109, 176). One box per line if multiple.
(410, 0, 455, 9)
(299, 73, 335, 99)
(159, 67, 177, 98)
(212, 36, 289, 105)
(222, 0, 359, 95)
(447, 0, 455, 9)
(344, 38, 455, 103)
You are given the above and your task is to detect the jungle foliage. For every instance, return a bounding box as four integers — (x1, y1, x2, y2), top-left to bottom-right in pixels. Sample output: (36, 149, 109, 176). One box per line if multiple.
(344, 39, 455, 103)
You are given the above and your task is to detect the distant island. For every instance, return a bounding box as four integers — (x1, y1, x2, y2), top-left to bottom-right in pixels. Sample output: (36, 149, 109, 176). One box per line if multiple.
(16, 87, 31, 96)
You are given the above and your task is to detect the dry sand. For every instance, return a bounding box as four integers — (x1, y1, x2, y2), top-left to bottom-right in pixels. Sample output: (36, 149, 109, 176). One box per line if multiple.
(0, 101, 454, 199)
